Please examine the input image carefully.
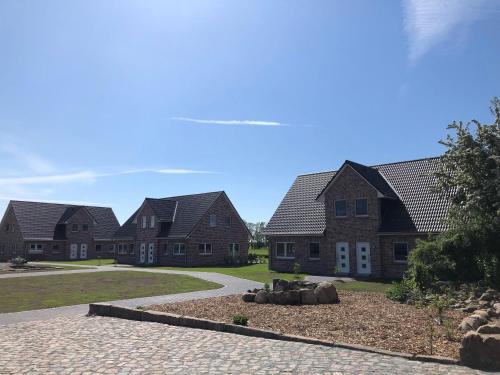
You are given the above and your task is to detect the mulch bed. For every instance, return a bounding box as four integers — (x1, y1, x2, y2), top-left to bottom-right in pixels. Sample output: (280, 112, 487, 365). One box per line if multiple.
(148, 291, 466, 359)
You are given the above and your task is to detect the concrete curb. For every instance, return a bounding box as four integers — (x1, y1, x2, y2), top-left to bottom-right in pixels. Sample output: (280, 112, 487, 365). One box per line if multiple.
(88, 303, 461, 367)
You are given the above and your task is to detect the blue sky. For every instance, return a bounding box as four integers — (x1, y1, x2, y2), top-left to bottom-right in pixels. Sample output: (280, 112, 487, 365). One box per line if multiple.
(0, 0, 499, 224)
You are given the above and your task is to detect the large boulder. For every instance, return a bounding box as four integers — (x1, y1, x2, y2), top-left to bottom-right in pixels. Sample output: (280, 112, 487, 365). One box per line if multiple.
(242, 293, 255, 303)
(254, 290, 269, 304)
(273, 279, 290, 292)
(268, 291, 289, 305)
(460, 331, 500, 370)
(300, 288, 317, 304)
(459, 314, 488, 333)
(473, 310, 490, 321)
(477, 322, 500, 335)
(314, 282, 339, 304)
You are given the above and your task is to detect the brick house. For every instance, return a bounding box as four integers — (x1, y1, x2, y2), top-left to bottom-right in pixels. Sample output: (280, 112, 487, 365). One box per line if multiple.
(263, 157, 450, 279)
(113, 191, 251, 266)
(0, 200, 120, 261)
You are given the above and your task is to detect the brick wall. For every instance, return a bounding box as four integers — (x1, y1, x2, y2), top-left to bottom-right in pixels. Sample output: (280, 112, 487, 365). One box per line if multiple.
(0, 206, 25, 261)
(379, 234, 426, 279)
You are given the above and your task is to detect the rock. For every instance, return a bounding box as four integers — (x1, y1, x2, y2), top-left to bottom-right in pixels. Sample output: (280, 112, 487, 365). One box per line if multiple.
(242, 293, 255, 303)
(477, 322, 500, 335)
(268, 291, 288, 305)
(459, 315, 488, 333)
(314, 282, 339, 304)
(300, 288, 317, 304)
(462, 304, 480, 313)
(480, 292, 494, 302)
(473, 310, 491, 321)
(460, 331, 500, 370)
(479, 300, 492, 308)
(254, 290, 269, 304)
(493, 303, 500, 311)
(273, 279, 290, 292)
(284, 290, 301, 305)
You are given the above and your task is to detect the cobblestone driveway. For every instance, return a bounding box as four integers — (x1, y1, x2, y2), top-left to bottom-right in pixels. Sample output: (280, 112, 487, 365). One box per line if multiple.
(0, 316, 485, 374)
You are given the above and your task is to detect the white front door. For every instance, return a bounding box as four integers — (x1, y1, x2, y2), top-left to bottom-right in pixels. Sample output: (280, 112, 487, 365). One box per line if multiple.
(80, 244, 88, 259)
(70, 244, 78, 259)
(356, 242, 371, 275)
(336, 242, 350, 274)
(140, 243, 146, 263)
(147, 243, 154, 264)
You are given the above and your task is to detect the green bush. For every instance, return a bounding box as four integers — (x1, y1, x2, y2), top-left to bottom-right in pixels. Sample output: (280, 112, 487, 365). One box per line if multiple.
(385, 278, 417, 303)
(233, 315, 248, 326)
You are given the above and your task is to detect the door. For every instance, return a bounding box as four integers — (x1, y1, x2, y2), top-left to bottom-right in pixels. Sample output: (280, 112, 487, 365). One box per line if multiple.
(140, 243, 146, 263)
(147, 243, 154, 264)
(356, 242, 371, 275)
(335, 242, 350, 274)
(70, 244, 78, 259)
(80, 244, 88, 259)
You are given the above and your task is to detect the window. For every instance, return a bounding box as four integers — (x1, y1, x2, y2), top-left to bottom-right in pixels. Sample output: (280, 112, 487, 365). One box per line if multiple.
(71, 224, 78, 232)
(4, 223, 10, 232)
(393, 242, 409, 263)
(150, 216, 155, 228)
(162, 243, 168, 255)
(228, 243, 240, 257)
(82, 224, 89, 232)
(53, 244, 59, 251)
(129, 243, 135, 255)
(309, 243, 320, 259)
(95, 244, 102, 252)
(174, 243, 186, 255)
(117, 244, 128, 255)
(142, 216, 147, 229)
(355, 198, 368, 216)
(109, 244, 115, 252)
(276, 242, 295, 259)
(209, 214, 216, 227)
(29, 244, 43, 254)
(334, 200, 347, 217)
(225, 216, 232, 226)
(199, 243, 212, 255)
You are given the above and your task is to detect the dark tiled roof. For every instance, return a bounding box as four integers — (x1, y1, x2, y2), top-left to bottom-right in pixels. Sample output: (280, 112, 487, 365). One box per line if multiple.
(9, 201, 119, 240)
(146, 199, 178, 222)
(114, 191, 223, 239)
(264, 157, 450, 235)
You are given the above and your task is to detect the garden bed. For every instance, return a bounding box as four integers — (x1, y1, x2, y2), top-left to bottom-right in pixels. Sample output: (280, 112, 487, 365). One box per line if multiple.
(148, 291, 467, 359)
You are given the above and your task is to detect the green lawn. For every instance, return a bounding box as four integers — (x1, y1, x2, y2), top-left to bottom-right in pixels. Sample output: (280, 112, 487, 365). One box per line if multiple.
(249, 247, 269, 256)
(157, 263, 303, 284)
(0, 271, 222, 313)
(333, 280, 392, 293)
(39, 258, 116, 266)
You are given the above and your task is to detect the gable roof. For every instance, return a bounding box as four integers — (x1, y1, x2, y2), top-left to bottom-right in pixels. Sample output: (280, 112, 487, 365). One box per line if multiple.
(114, 191, 225, 239)
(7, 200, 119, 240)
(264, 157, 450, 235)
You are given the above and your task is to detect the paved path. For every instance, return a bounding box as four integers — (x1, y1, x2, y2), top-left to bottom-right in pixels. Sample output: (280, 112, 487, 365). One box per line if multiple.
(0, 315, 483, 374)
(0, 264, 261, 325)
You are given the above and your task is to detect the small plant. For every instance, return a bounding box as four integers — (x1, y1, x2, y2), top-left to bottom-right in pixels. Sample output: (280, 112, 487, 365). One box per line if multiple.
(293, 262, 301, 279)
(443, 317, 456, 341)
(136, 305, 145, 310)
(9, 256, 27, 267)
(385, 278, 417, 303)
(233, 315, 248, 326)
(264, 282, 270, 292)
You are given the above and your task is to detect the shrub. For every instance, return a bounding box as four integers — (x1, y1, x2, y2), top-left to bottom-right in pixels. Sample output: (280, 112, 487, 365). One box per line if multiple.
(233, 315, 248, 326)
(385, 278, 417, 303)
(9, 256, 27, 266)
(247, 253, 258, 264)
(293, 262, 301, 279)
(264, 282, 270, 292)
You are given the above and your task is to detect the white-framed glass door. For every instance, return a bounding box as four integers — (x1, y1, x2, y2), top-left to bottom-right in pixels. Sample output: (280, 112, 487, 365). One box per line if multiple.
(356, 242, 371, 275)
(70, 244, 78, 259)
(139, 243, 146, 263)
(147, 243, 154, 264)
(335, 242, 350, 273)
(80, 244, 88, 259)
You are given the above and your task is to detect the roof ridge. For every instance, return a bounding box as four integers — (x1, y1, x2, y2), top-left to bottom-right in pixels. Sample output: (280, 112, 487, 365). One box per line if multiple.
(297, 170, 336, 177)
(157, 191, 224, 200)
(10, 200, 112, 209)
(371, 156, 441, 168)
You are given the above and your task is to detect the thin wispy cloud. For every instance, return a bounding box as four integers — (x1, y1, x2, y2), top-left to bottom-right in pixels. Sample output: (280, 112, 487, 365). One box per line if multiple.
(171, 117, 288, 127)
(403, 0, 497, 64)
(0, 142, 56, 174)
(0, 196, 109, 207)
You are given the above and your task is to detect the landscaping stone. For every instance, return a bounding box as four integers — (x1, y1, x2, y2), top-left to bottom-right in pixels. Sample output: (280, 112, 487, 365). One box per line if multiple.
(479, 292, 494, 302)
(254, 290, 269, 304)
(242, 293, 255, 303)
(314, 282, 339, 304)
(459, 315, 488, 333)
(472, 310, 490, 321)
(460, 331, 500, 370)
(284, 290, 301, 305)
(477, 322, 500, 335)
(300, 288, 317, 304)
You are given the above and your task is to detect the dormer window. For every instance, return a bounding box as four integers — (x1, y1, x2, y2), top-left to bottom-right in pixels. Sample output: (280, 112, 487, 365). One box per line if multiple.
(355, 198, 368, 216)
(142, 216, 147, 229)
(150, 216, 155, 228)
(334, 200, 347, 217)
(5, 223, 10, 232)
(71, 224, 78, 232)
(209, 214, 216, 227)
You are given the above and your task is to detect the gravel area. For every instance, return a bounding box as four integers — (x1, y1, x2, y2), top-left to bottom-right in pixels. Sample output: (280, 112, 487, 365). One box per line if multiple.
(148, 291, 466, 359)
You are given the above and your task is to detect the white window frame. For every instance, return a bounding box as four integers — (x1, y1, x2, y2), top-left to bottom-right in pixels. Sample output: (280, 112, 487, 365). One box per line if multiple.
(117, 243, 128, 255)
(228, 243, 240, 257)
(393, 242, 409, 263)
(199, 243, 212, 255)
(150, 215, 155, 228)
(142, 216, 147, 229)
(334, 200, 347, 218)
(209, 214, 216, 227)
(355, 198, 369, 217)
(309, 242, 320, 260)
(174, 243, 186, 255)
(276, 242, 295, 259)
(29, 243, 43, 254)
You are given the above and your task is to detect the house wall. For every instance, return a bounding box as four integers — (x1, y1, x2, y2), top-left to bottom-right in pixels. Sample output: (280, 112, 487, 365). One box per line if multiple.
(379, 234, 426, 279)
(133, 203, 158, 265)
(267, 235, 330, 275)
(0, 206, 24, 261)
(65, 208, 98, 260)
